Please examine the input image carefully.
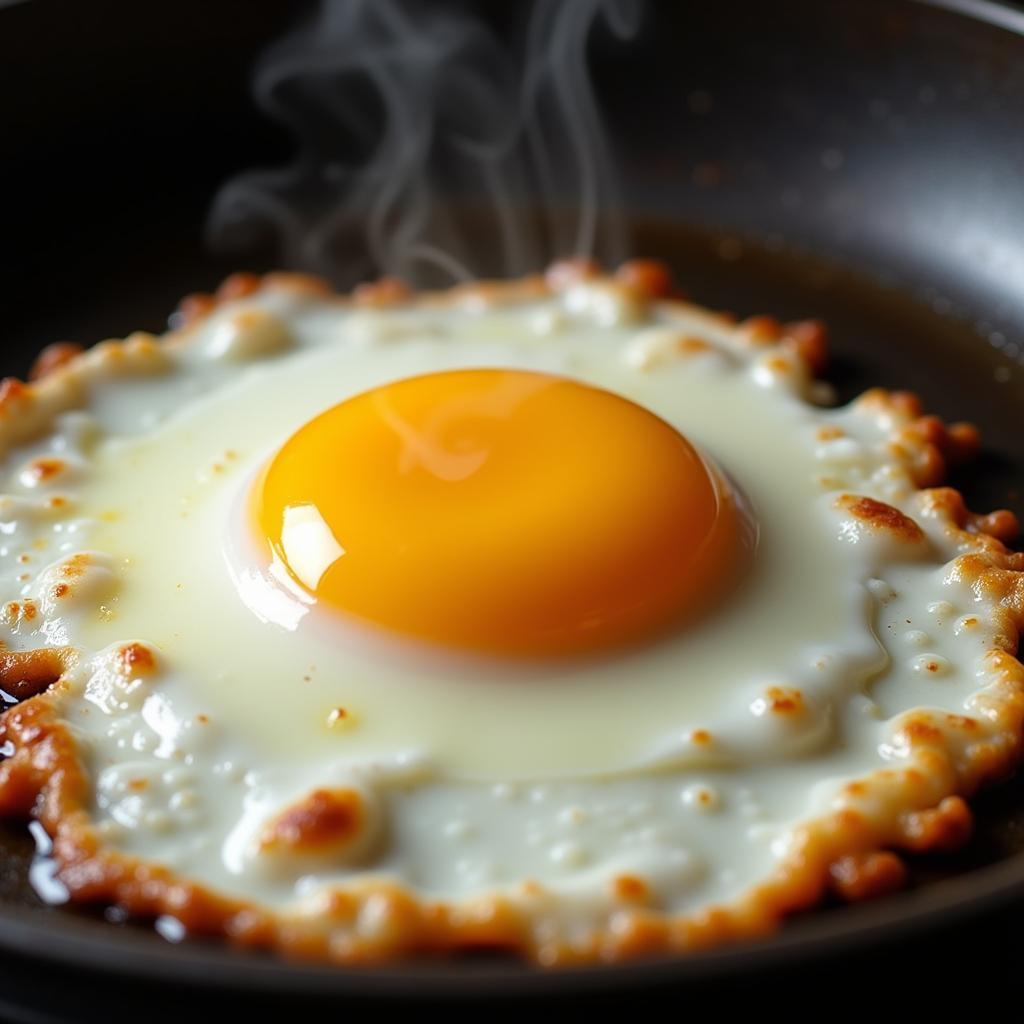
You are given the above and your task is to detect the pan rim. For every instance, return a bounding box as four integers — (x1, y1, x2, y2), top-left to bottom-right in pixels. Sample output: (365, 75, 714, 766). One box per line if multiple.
(916, 0, 1024, 34)
(0, 844, 1021, 997)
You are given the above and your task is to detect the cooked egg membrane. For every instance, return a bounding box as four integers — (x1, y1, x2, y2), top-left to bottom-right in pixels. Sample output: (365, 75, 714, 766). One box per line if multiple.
(0, 274, 1018, 955)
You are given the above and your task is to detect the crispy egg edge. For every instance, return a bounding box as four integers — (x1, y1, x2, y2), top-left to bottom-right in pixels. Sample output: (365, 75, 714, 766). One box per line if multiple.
(0, 260, 1021, 966)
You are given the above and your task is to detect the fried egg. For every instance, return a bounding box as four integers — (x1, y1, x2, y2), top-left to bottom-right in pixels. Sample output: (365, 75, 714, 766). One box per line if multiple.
(0, 262, 1021, 965)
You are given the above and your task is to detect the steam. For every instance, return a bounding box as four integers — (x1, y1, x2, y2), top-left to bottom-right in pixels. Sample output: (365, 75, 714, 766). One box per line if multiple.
(208, 0, 642, 287)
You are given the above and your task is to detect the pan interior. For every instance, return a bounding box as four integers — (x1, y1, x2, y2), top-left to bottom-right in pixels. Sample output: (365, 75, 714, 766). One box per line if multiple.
(0, 215, 1022, 981)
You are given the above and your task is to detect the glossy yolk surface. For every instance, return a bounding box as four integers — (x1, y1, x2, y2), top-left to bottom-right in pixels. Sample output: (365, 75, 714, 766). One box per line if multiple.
(255, 369, 745, 656)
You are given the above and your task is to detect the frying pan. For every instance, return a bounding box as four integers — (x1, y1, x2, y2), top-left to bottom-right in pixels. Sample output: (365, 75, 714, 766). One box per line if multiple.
(2, 0, 1024, 1017)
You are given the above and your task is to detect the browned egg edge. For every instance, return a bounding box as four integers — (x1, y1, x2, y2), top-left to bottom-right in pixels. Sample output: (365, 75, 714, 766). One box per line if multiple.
(0, 259, 1020, 966)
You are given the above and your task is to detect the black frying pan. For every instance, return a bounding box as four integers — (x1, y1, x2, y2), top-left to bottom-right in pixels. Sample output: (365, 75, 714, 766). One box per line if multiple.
(2, 0, 1024, 1018)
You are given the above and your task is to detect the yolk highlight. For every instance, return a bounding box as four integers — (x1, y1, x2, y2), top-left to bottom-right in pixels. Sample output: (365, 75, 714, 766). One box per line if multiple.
(255, 369, 746, 656)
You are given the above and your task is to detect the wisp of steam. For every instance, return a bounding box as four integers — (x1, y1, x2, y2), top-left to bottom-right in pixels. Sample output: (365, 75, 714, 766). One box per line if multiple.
(208, 0, 643, 288)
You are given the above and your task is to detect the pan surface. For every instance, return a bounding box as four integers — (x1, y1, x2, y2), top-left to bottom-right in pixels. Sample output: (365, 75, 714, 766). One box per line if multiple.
(1, 0, 1024, 1016)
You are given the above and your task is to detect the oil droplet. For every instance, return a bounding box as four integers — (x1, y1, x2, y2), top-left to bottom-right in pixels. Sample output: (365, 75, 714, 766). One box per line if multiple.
(326, 707, 355, 729)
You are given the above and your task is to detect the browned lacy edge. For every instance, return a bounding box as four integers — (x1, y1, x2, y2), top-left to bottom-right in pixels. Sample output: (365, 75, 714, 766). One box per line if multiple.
(0, 260, 1020, 966)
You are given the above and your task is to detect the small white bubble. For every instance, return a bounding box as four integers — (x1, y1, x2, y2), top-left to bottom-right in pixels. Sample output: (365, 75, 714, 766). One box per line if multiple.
(527, 309, 566, 336)
(867, 578, 897, 602)
(558, 806, 588, 827)
(681, 784, 721, 812)
(130, 729, 156, 753)
(443, 819, 475, 841)
(550, 841, 589, 868)
(169, 789, 198, 811)
(954, 615, 982, 635)
(155, 915, 186, 943)
(911, 653, 951, 677)
(213, 760, 245, 783)
(903, 630, 931, 647)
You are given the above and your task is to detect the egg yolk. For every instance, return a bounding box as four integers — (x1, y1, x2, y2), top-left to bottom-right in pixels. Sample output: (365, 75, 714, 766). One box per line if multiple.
(255, 369, 748, 657)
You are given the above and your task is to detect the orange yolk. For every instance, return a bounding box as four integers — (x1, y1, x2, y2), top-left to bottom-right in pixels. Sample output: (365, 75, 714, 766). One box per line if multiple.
(255, 369, 748, 657)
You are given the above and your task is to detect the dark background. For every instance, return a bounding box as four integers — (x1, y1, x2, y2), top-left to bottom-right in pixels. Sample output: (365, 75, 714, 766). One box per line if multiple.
(1, 0, 1024, 1018)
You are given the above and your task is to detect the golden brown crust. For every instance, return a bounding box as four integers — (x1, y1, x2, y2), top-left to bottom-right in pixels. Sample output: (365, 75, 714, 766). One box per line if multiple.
(855, 388, 983, 488)
(0, 378, 30, 417)
(828, 851, 907, 902)
(610, 874, 652, 904)
(544, 256, 602, 291)
(835, 494, 926, 543)
(898, 795, 973, 852)
(920, 487, 1022, 551)
(0, 528, 1021, 965)
(783, 320, 828, 376)
(0, 260, 1019, 966)
(761, 686, 805, 715)
(173, 272, 332, 329)
(21, 456, 67, 485)
(30, 343, 85, 382)
(0, 684, 1007, 965)
(114, 642, 157, 678)
(0, 646, 77, 701)
(352, 277, 412, 307)
(259, 788, 365, 854)
(175, 293, 218, 328)
(614, 259, 683, 300)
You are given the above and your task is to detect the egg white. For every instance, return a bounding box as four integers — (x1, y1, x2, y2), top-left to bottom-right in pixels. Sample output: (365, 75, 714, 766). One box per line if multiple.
(0, 278, 1013, 943)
